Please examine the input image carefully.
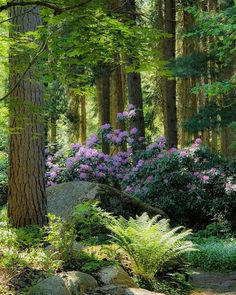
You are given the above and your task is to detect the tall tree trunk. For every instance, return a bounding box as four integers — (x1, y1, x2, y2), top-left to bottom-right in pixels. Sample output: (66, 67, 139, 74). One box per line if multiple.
(124, 0, 145, 139)
(67, 91, 80, 143)
(179, 4, 198, 146)
(80, 94, 87, 144)
(50, 112, 57, 145)
(110, 55, 126, 131)
(164, 0, 178, 146)
(8, 5, 47, 228)
(127, 72, 145, 138)
(156, 0, 167, 138)
(96, 74, 110, 154)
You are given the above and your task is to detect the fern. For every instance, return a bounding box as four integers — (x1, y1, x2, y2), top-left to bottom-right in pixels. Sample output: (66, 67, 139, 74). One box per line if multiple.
(105, 213, 195, 281)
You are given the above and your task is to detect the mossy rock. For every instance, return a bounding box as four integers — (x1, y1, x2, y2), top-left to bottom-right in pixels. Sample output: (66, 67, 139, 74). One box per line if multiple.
(47, 181, 166, 220)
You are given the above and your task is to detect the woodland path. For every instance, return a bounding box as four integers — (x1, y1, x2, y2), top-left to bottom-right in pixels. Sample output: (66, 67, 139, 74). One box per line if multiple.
(191, 270, 236, 295)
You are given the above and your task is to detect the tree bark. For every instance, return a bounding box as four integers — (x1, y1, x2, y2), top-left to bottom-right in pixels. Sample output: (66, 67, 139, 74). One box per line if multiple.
(164, 0, 178, 147)
(156, 0, 167, 138)
(8, 5, 47, 228)
(67, 91, 80, 143)
(124, 0, 145, 139)
(127, 71, 145, 138)
(96, 74, 110, 154)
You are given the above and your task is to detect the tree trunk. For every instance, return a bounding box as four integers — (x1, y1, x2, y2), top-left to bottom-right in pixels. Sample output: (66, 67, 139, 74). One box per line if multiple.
(124, 0, 145, 139)
(110, 56, 126, 131)
(50, 112, 57, 145)
(96, 74, 110, 154)
(156, 0, 167, 138)
(8, 5, 47, 228)
(67, 91, 80, 143)
(164, 0, 178, 146)
(80, 94, 87, 144)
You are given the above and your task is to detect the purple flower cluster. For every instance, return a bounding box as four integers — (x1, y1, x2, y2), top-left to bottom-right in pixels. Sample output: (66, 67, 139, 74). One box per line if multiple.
(117, 108, 136, 121)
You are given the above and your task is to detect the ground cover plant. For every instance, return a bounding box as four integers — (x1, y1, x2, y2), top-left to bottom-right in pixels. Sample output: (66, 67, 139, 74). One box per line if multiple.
(0, 203, 196, 295)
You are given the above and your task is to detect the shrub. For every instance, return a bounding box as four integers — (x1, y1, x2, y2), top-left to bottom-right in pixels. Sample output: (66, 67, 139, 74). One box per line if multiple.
(187, 236, 236, 271)
(105, 212, 195, 281)
(73, 202, 112, 244)
(46, 107, 236, 229)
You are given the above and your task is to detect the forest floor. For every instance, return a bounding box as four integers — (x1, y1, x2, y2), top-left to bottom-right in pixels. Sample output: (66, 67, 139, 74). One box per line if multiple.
(191, 270, 236, 294)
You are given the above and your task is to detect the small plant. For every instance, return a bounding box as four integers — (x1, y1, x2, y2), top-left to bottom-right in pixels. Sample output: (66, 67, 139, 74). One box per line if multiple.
(73, 201, 112, 244)
(105, 213, 195, 281)
(43, 213, 76, 267)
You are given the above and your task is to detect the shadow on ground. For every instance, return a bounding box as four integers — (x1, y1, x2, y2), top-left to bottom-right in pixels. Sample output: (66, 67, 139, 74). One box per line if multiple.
(191, 270, 236, 295)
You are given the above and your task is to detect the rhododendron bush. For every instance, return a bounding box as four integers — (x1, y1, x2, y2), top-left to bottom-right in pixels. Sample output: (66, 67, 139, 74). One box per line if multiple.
(46, 108, 236, 228)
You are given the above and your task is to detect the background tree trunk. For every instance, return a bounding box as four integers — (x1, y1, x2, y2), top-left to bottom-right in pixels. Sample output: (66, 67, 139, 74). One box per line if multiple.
(67, 91, 80, 143)
(8, 5, 47, 228)
(156, 0, 167, 138)
(96, 73, 111, 154)
(124, 0, 145, 139)
(80, 94, 87, 144)
(164, 0, 178, 146)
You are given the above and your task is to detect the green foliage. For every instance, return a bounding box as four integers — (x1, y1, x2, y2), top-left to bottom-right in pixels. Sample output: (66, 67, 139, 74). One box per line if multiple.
(43, 213, 76, 266)
(183, 101, 236, 133)
(187, 236, 236, 271)
(73, 201, 111, 244)
(138, 274, 191, 295)
(196, 221, 232, 239)
(105, 213, 195, 281)
(15, 225, 43, 249)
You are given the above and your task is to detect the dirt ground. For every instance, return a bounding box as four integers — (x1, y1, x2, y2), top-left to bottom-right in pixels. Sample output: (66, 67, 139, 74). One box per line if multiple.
(191, 270, 236, 295)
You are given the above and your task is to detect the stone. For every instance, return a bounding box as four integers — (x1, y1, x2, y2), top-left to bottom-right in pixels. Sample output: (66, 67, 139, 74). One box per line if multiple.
(58, 271, 98, 294)
(96, 284, 127, 295)
(125, 288, 166, 295)
(47, 181, 166, 220)
(28, 271, 98, 295)
(97, 265, 137, 287)
(27, 276, 70, 295)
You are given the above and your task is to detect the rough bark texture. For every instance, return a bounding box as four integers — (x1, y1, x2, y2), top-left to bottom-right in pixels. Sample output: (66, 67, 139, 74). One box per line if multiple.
(164, 0, 178, 147)
(8, 5, 47, 227)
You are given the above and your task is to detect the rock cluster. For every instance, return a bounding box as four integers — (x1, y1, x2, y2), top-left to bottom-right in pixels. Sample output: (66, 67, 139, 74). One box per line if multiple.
(28, 266, 165, 295)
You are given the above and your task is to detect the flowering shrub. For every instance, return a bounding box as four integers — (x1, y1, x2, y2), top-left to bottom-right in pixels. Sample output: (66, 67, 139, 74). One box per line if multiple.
(46, 108, 236, 228)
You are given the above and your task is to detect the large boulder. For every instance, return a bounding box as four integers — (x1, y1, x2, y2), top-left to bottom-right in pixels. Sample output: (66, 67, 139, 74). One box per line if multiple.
(96, 265, 137, 287)
(47, 181, 165, 220)
(95, 265, 137, 295)
(28, 272, 98, 295)
(58, 271, 98, 294)
(28, 276, 70, 295)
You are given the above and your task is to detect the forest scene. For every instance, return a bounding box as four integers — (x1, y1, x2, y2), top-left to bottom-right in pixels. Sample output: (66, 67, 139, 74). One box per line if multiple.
(0, 0, 236, 294)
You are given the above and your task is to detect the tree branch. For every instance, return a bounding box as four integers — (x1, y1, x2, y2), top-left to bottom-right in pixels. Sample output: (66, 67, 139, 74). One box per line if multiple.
(0, 0, 92, 15)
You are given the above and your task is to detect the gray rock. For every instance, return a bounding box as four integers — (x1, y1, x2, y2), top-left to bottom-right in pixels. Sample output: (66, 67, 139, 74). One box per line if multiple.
(28, 276, 70, 295)
(96, 284, 127, 295)
(97, 265, 137, 287)
(58, 271, 98, 294)
(125, 288, 166, 295)
(28, 272, 97, 295)
(47, 181, 165, 220)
